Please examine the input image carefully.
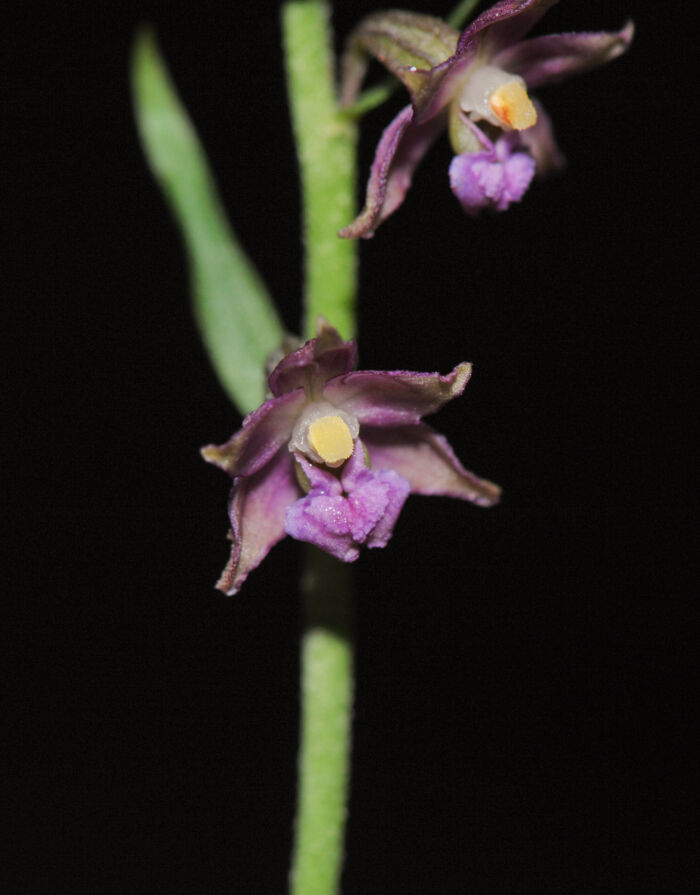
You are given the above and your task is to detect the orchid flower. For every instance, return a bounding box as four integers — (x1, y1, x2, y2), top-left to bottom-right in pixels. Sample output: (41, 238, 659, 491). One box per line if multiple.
(202, 321, 501, 594)
(339, 0, 633, 236)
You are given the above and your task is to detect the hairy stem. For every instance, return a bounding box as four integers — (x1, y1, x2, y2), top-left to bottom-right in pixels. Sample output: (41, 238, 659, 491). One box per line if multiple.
(290, 548, 354, 895)
(283, 3, 358, 893)
(282, 0, 358, 340)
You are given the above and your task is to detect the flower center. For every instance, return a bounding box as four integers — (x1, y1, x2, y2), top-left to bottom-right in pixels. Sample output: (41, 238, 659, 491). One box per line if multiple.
(488, 82, 537, 130)
(459, 65, 537, 131)
(307, 415, 354, 467)
(288, 401, 360, 468)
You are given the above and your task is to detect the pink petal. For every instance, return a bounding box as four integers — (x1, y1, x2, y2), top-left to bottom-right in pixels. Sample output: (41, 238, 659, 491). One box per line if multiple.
(268, 320, 357, 397)
(458, 0, 557, 59)
(285, 443, 411, 560)
(201, 389, 307, 478)
(339, 105, 445, 239)
(449, 139, 535, 215)
(492, 22, 634, 89)
(362, 423, 502, 507)
(215, 449, 299, 595)
(323, 363, 472, 426)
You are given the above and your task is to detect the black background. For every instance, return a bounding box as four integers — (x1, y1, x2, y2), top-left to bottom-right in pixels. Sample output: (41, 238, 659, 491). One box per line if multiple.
(8, 1, 697, 892)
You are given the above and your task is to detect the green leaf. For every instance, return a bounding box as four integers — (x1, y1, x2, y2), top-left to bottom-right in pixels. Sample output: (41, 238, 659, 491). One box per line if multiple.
(131, 29, 285, 415)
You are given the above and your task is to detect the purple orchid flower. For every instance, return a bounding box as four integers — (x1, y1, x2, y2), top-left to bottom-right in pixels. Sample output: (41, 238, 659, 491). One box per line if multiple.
(202, 320, 501, 594)
(339, 0, 633, 237)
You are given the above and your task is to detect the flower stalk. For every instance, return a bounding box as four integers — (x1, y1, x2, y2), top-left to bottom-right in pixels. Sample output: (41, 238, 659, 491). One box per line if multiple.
(282, 0, 358, 340)
(292, 548, 354, 895)
(282, 2, 358, 891)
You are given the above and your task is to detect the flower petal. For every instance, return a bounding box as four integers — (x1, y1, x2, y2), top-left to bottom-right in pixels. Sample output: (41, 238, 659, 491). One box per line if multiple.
(341, 444, 411, 549)
(339, 105, 445, 239)
(417, 0, 557, 123)
(286, 494, 361, 562)
(285, 444, 410, 560)
(492, 22, 634, 89)
(323, 363, 473, 426)
(215, 449, 299, 595)
(293, 452, 344, 497)
(458, 0, 558, 59)
(201, 388, 306, 477)
(362, 423, 502, 507)
(449, 135, 535, 215)
(268, 319, 357, 397)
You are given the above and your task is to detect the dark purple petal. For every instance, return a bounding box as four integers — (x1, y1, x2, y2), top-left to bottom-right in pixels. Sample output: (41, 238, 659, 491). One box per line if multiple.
(285, 446, 411, 561)
(518, 100, 565, 175)
(201, 388, 306, 478)
(417, 0, 557, 122)
(457, 0, 558, 59)
(215, 449, 299, 595)
(268, 319, 357, 397)
(492, 22, 634, 89)
(324, 363, 472, 426)
(339, 105, 445, 239)
(449, 134, 535, 215)
(362, 423, 502, 507)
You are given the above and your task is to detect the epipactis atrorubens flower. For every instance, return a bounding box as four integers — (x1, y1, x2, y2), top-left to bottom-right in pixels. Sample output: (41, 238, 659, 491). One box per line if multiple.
(339, 0, 633, 237)
(202, 321, 501, 594)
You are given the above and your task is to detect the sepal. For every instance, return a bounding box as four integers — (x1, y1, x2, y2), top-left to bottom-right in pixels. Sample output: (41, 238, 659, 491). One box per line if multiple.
(341, 11, 459, 106)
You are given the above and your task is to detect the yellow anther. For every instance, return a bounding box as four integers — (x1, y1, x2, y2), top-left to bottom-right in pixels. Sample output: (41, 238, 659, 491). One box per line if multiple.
(488, 81, 537, 130)
(308, 415, 354, 467)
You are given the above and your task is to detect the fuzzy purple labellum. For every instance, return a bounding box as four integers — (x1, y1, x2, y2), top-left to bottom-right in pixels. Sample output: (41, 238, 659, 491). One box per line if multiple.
(449, 130, 535, 215)
(339, 0, 633, 236)
(286, 443, 412, 562)
(202, 320, 501, 594)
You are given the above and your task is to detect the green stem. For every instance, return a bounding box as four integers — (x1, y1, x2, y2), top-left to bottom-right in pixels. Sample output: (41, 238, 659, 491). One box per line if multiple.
(291, 548, 354, 895)
(282, 3, 358, 893)
(282, 0, 358, 340)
